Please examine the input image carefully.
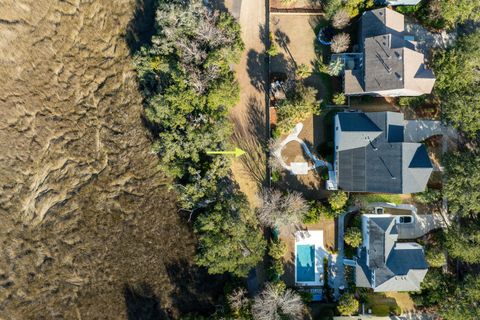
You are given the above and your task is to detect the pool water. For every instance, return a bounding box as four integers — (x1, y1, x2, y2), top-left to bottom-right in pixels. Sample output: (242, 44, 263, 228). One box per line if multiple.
(296, 244, 315, 282)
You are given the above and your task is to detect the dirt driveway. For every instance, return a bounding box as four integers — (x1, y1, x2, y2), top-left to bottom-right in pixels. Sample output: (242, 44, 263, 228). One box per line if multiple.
(218, 0, 269, 205)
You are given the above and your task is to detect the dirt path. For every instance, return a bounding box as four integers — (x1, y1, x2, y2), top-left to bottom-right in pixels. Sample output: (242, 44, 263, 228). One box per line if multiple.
(219, 0, 269, 205)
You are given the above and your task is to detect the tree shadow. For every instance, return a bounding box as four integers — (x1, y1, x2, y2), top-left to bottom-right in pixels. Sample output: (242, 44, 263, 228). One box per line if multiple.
(124, 283, 171, 320)
(247, 49, 268, 92)
(165, 260, 226, 316)
(274, 29, 297, 68)
(125, 0, 158, 54)
(231, 96, 267, 187)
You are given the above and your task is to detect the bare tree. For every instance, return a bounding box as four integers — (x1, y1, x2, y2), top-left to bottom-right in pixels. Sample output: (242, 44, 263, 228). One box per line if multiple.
(332, 9, 350, 29)
(228, 287, 250, 313)
(252, 283, 304, 320)
(331, 33, 350, 53)
(256, 189, 308, 229)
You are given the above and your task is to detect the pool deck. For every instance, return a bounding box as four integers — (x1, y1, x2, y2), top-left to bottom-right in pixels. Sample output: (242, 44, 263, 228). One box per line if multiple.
(294, 230, 327, 287)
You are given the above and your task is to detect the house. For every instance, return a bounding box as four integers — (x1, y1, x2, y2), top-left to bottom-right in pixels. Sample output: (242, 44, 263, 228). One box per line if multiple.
(328, 111, 433, 193)
(336, 7, 435, 97)
(356, 213, 428, 292)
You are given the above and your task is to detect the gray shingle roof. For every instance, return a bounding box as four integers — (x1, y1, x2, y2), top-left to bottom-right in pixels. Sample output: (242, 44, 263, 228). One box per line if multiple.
(344, 7, 435, 96)
(355, 216, 428, 292)
(335, 111, 433, 193)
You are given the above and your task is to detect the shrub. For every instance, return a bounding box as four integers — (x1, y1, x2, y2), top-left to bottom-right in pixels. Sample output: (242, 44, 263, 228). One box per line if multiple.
(328, 58, 344, 76)
(425, 247, 447, 268)
(344, 226, 362, 248)
(268, 260, 285, 279)
(333, 92, 346, 105)
(296, 63, 312, 79)
(271, 170, 281, 183)
(328, 190, 348, 211)
(269, 239, 287, 260)
(371, 304, 390, 316)
(331, 33, 350, 53)
(332, 9, 350, 29)
(267, 32, 280, 57)
(337, 293, 359, 316)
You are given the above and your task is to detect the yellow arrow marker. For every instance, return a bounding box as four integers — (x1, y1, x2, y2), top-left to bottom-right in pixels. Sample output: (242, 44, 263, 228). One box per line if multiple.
(206, 147, 246, 158)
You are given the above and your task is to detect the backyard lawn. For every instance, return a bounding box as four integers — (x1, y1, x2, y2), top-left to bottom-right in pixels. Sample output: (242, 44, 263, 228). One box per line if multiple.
(364, 292, 402, 316)
(353, 193, 404, 206)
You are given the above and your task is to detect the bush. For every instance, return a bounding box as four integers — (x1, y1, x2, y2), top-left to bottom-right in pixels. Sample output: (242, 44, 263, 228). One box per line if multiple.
(271, 170, 281, 183)
(267, 32, 280, 57)
(328, 58, 344, 76)
(304, 202, 321, 224)
(344, 226, 362, 248)
(331, 33, 350, 53)
(268, 239, 287, 260)
(268, 260, 285, 279)
(332, 9, 350, 29)
(332, 92, 346, 105)
(337, 293, 359, 316)
(296, 63, 312, 79)
(425, 247, 447, 268)
(328, 191, 348, 211)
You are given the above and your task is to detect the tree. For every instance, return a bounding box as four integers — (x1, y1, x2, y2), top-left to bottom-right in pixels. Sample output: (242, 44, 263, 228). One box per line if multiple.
(269, 239, 287, 260)
(439, 276, 480, 320)
(425, 0, 480, 29)
(252, 282, 304, 320)
(228, 287, 251, 318)
(328, 58, 344, 76)
(135, 0, 246, 210)
(412, 268, 453, 307)
(276, 83, 320, 133)
(257, 189, 309, 229)
(332, 9, 350, 29)
(332, 92, 346, 105)
(432, 31, 480, 136)
(328, 191, 348, 212)
(445, 225, 480, 264)
(344, 226, 362, 248)
(295, 63, 311, 79)
(331, 33, 350, 53)
(425, 246, 446, 268)
(337, 293, 359, 316)
(195, 195, 267, 277)
(443, 151, 480, 218)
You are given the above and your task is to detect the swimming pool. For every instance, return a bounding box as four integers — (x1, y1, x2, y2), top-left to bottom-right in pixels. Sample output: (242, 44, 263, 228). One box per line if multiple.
(296, 244, 315, 282)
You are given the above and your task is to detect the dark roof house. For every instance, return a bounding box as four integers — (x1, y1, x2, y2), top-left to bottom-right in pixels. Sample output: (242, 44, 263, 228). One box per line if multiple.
(331, 111, 433, 193)
(341, 7, 435, 97)
(356, 214, 428, 292)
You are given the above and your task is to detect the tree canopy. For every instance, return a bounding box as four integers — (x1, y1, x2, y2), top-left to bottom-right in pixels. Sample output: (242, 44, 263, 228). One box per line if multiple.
(195, 194, 266, 277)
(432, 31, 480, 136)
(276, 83, 320, 133)
(439, 276, 480, 320)
(445, 225, 480, 264)
(443, 151, 480, 218)
(134, 0, 264, 278)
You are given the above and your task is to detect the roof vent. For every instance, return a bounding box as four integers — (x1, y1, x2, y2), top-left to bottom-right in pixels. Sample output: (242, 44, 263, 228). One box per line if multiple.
(395, 72, 403, 81)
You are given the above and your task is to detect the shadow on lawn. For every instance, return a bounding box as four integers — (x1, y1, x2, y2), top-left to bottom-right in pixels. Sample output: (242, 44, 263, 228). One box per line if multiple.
(231, 96, 267, 187)
(124, 283, 170, 320)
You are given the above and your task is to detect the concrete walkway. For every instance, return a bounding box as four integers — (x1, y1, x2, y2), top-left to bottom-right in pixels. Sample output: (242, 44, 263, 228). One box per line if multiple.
(273, 123, 331, 174)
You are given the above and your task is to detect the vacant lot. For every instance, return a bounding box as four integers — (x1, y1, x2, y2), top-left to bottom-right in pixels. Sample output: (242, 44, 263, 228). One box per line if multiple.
(270, 14, 327, 100)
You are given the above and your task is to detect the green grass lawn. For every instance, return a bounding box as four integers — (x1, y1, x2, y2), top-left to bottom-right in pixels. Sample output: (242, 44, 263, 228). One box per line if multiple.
(353, 193, 403, 205)
(365, 292, 401, 316)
